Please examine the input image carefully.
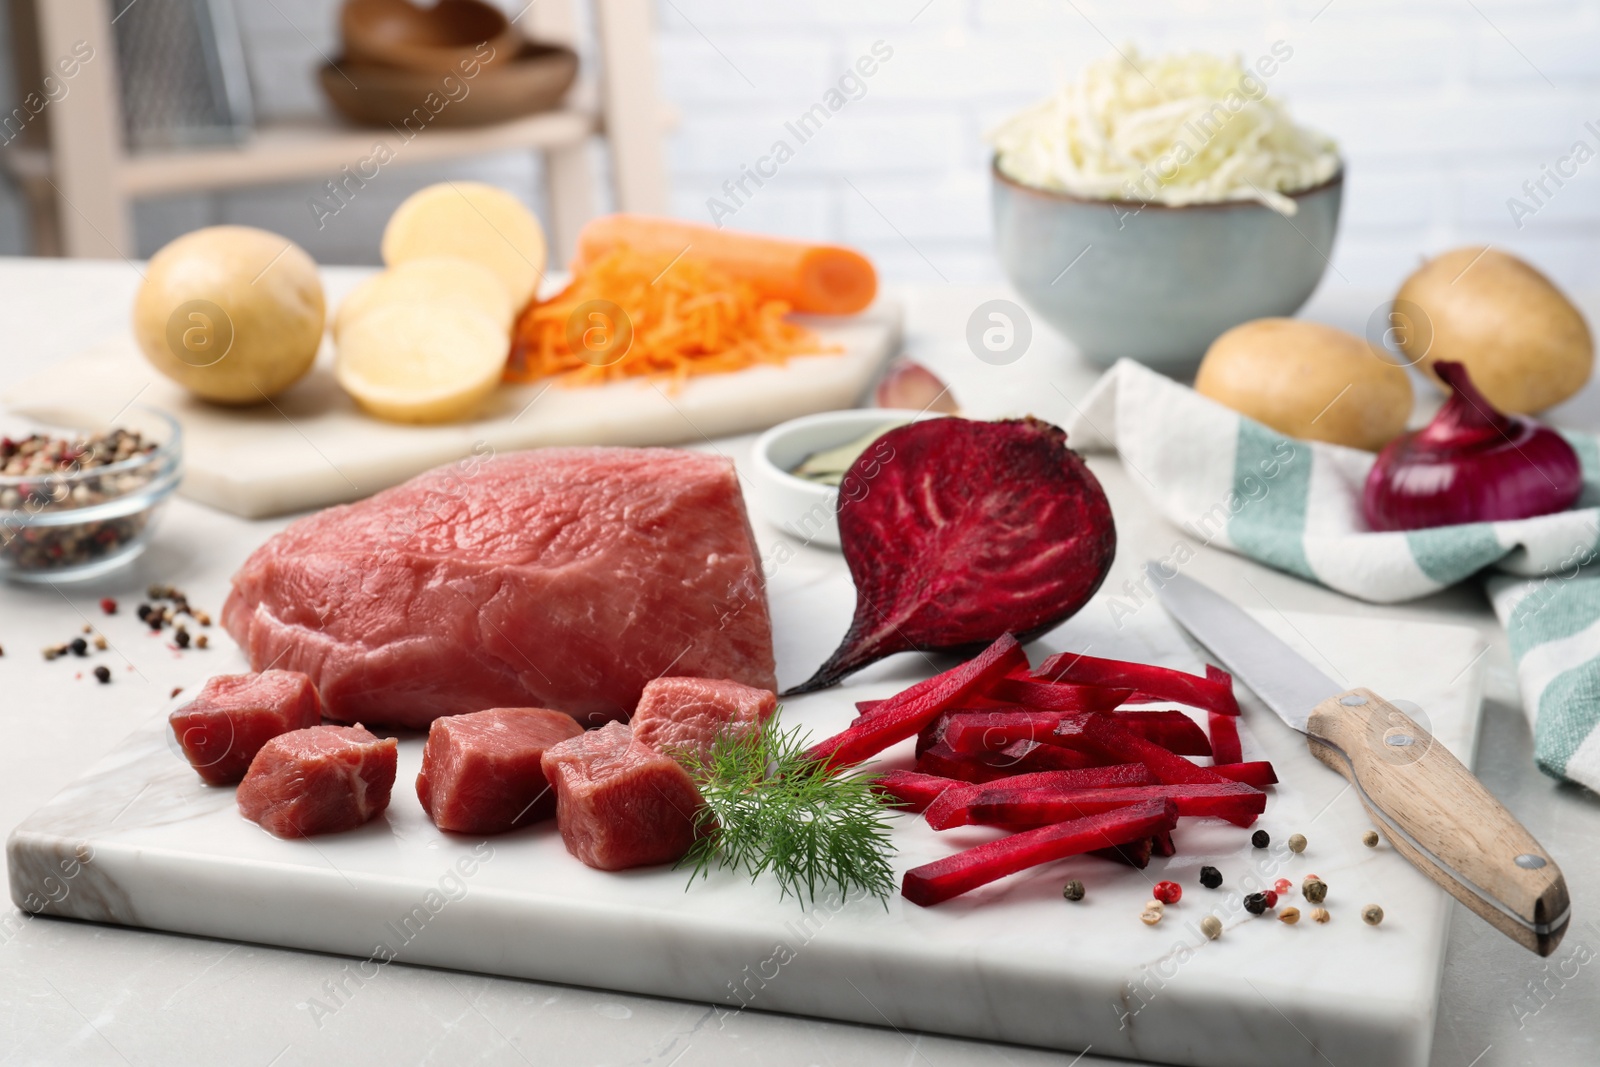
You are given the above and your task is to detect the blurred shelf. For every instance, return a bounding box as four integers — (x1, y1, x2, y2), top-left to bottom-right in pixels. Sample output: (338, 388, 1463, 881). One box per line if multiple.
(13, 0, 667, 261)
(2, 111, 598, 196)
(119, 110, 598, 196)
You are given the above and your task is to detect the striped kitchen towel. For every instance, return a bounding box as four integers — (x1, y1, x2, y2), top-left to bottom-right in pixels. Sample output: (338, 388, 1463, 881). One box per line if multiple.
(1067, 358, 1600, 792)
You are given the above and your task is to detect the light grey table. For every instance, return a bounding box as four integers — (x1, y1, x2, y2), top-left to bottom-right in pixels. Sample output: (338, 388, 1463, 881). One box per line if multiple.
(0, 258, 1593, 1066)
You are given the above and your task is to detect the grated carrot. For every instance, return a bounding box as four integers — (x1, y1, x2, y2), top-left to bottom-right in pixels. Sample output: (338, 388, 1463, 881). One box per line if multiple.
(505, 246, 839, 387)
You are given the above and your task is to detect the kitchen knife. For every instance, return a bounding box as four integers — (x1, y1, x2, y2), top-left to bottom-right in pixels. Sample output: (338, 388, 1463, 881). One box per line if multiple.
(1148, 563, 1570, 956)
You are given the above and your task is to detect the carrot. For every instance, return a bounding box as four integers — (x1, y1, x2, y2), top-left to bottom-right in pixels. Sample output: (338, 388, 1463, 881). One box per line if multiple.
(506, 246, 836, 386)
(575, 214, 878, 316)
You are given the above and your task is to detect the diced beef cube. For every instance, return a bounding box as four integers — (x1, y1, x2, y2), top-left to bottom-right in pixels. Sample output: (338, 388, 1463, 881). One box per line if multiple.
(540, 722, 705, 870)
(237, 725, 397, 838)
(417, 707, 583, 834)
(169, 670, 323, 785)
(629, 676, 777, 764)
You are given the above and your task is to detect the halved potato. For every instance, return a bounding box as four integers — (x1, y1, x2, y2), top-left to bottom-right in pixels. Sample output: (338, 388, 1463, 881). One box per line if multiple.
(336, 302, 509, 424)
(1196, 318, 1413, 451)
(381, 182, 547, 309)
(333, 256, 515, 342)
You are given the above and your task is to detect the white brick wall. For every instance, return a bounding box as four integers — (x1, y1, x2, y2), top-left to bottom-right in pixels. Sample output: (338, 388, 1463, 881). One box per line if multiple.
(3, 0, 1600, 294)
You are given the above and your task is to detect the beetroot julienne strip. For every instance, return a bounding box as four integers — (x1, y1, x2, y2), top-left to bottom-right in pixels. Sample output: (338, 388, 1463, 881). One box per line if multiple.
(916, 705, 1034, 756)
(901, 799, 1180, 907)
(807, 634, 1026, 771)
(1093, 837, 1155, 868)
(994, 738, 1098, 773)
(1035, 652, 1240, 716)
(1113, 710, 1212, 757)
(915, 741, 1015, 783)
(1152, 830, 1176, 858)
(943, 708, 1212, 758)
(1067, 713, 1263, 827)
(1208, 710, 1243, 765)
(985, 678, 1132, 711)
(932, 782, 1267, 830)
(1208, 760, 1279, 787)
(943, 711, 1083, 755)
(872, 770, 964, 813)
(922, 764, 1152, 828)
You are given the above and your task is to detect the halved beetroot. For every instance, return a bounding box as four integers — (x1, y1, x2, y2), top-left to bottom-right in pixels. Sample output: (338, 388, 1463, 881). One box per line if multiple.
(788, 418, 1115, 694)
(901, 799, 1178, 906)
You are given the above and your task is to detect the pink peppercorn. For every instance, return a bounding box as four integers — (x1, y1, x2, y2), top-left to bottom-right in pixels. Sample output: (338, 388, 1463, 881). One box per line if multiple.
(1153, 881, 1182, 905)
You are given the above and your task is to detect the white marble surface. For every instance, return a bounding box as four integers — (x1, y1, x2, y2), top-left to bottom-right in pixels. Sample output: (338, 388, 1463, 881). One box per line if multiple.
(0, 258, 1596, 1067)
(7, 577, 1487, 1067)
(1, 284, 900, 519)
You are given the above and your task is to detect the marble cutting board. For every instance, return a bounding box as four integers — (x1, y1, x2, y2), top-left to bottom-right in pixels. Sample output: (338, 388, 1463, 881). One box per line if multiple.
(7, 565, 1485, 1067)
(1, 302, 900, 520)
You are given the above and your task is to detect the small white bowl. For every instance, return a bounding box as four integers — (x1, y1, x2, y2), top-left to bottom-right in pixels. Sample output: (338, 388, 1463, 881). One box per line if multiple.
(749, 408, 941, 550)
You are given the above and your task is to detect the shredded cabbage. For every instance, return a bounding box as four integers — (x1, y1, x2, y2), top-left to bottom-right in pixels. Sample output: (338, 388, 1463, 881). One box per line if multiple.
(991, 47, 1340, 215)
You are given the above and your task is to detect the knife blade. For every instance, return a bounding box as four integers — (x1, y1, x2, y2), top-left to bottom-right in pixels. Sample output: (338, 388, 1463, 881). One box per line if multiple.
(1147, 563, 1571, 957)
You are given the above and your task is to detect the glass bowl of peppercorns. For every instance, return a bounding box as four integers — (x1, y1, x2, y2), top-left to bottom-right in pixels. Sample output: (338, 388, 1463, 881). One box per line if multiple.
(0, 407, 181, 582)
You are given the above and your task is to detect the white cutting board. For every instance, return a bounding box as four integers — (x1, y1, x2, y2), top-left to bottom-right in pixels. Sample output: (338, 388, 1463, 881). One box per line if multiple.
(2, 302, 900, 519)
(6, 559, 1484, 1067)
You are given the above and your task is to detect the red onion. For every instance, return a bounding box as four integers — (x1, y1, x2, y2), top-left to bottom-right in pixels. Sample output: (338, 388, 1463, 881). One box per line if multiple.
(1362, 361, 1582, 531)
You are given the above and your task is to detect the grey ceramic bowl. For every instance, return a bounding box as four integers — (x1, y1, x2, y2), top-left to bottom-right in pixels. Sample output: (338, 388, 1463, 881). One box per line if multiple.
(992, 158, 1343, 375)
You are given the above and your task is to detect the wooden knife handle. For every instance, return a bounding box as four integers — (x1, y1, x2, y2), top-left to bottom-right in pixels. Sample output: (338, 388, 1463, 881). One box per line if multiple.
(1305, 688, 1570, 956)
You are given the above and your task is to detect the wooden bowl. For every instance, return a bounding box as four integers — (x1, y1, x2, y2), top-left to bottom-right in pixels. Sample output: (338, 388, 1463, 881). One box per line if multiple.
(341, 0, 519, 74)
(319, 42, 579, 128)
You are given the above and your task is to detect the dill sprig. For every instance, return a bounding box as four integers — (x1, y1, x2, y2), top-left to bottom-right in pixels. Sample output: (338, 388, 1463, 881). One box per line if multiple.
(677, 715, 897, 905)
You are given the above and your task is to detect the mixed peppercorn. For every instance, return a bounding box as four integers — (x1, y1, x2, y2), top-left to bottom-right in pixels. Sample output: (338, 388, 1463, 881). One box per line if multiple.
(35, 583, 214, 682)
(1056, 828, 1391, 938)
(0, 428, 164, 574)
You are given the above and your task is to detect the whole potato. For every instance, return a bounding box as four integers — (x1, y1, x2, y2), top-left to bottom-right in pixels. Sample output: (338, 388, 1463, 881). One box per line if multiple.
(133, 226, 324, 404)
(1394, 247, 1592, 414)
(1196, 318, 1413, 451)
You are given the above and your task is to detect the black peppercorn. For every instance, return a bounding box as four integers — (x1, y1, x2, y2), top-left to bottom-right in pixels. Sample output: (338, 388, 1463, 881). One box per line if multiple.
(1244, 892, 1269, 915)
(1251, 830, 1270, 849)
(68, 637, 87, 657)
(93, 665, 111, 684)
(136, 603, 152, 620)
(174, 629, 191, 649)
(1199, 865, 1222, 889)
(1062, 879, 1085, 902)
(148, 615, 164, 631)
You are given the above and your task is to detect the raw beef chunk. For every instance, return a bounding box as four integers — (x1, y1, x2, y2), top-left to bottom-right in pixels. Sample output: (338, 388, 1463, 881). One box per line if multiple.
(630, 676, 777, 764)
(169, 670, 323, 785)
(223, 448, 777, 729)
(238, 725, 397, 838)
(541, 722, 705, 870)
(417, 707, 583, 833)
